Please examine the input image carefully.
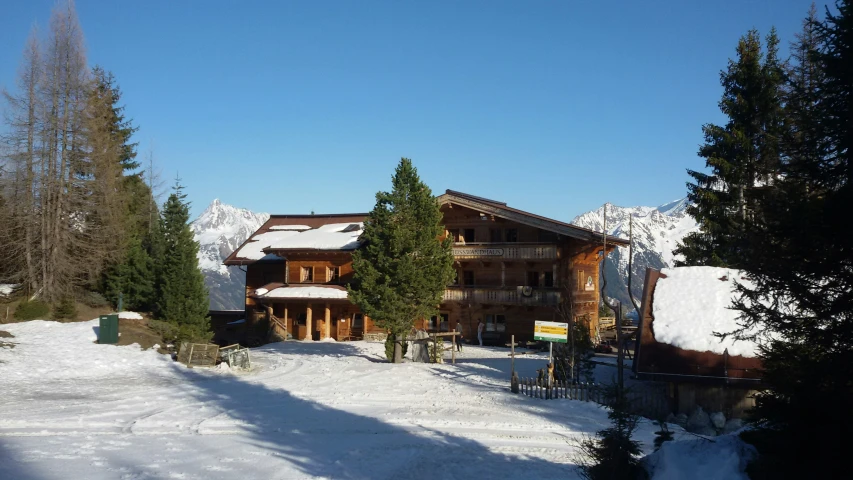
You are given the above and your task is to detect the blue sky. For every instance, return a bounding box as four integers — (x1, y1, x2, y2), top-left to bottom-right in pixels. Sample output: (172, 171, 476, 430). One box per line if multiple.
(1, 0, 819, 220)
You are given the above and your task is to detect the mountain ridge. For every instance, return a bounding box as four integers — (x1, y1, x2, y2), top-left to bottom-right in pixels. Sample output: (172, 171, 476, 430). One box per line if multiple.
(191, 200, 269, 310)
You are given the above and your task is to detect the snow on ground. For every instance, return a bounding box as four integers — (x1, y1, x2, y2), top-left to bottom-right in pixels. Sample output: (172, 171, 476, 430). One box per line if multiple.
(118, 311, 143, 320)
(0, 319, 747, 479)
(644, 434, 756, 480)
(0, 283, 17, 296)
(654, 267, 759, 357)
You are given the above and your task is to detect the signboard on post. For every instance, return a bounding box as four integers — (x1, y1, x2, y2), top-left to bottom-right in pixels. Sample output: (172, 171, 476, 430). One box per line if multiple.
(534, 320, 568, 343)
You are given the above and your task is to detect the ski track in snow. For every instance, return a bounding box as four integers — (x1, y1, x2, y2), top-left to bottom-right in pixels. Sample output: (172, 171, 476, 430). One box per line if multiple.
(0, 319, 691, 479)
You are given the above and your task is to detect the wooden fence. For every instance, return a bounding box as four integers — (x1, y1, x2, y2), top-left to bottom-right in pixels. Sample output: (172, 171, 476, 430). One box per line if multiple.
(513, 376, 671, 419)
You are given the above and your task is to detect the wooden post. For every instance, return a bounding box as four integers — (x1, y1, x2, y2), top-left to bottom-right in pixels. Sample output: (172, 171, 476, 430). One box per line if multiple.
(305, 304, 313, 341)
(283, 305, 288, 341)
(617, 302, 624, 392)
(324, 303, 331, 340)
(187, 344, 195, 368)
(511, 334, 515, 375)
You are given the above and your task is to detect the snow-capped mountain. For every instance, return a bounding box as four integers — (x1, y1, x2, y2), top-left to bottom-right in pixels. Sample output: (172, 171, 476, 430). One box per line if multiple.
(191, 200, 269, 310)
(571, 198, 698, 315)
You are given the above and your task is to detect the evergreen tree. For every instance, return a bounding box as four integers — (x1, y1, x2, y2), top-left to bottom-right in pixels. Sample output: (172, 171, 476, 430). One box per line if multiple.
(576, 384, 647, 480)
(734, 3, 853, 478)
(157, 180, 210, 342)
(675, 29, 786, 267)
(348, 158, 455, 363)
(103, 236, 155, 311)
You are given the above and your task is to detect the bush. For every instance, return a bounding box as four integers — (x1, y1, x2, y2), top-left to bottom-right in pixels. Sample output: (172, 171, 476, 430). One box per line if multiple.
(429, 337, 444, 363)
(385, 335, 408, 361)
(53, 296, 78, 320)
(149, 319, 179, 345)
(14, 300, 51, 321)
(177, 324, 213, 345)
(150, 319, 213, 346)
(81, 291, 110, 308)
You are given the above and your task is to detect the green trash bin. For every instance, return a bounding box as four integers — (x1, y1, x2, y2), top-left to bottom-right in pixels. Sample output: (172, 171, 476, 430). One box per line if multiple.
(99, 314, 119, 344)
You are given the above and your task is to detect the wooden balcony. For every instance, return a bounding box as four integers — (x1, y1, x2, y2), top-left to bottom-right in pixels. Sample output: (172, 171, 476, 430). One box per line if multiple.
(451, 243, 557, 261)
(443, 286, 561, 306)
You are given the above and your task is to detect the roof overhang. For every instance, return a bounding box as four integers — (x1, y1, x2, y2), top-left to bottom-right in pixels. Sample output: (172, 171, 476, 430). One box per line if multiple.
(437, 190, 629, 246)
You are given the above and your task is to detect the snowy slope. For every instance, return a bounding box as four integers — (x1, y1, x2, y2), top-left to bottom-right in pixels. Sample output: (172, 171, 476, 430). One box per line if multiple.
(0, 319, 641, 479)
(571, 198, 698, 313)
(191, 199, 269, 310)
(0, 319, 753, 479)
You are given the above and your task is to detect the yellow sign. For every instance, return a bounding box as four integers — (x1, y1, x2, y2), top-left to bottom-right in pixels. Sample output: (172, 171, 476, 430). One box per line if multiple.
(534, 320, 568, 343)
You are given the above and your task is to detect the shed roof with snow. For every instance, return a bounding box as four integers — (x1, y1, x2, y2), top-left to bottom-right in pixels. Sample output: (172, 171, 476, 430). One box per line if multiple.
(633, 266, 763, 383)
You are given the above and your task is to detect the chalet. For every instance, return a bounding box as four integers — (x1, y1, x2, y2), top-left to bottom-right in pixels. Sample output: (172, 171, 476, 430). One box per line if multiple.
(633, 266, 763, 417)
(223, 190, 626, 345)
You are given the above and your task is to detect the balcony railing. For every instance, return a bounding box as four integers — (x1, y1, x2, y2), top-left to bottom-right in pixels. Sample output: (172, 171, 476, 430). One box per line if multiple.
(443, 286, 561, 306)
(451, 243, 557, 261)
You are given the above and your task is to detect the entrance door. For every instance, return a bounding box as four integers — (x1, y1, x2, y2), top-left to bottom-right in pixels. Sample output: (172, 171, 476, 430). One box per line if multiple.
(352, 313, 364, 338)
(330, 317, 339, 340)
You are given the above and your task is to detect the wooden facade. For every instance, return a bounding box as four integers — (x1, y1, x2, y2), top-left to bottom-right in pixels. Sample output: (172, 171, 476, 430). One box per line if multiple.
(223, 191, 625, 344)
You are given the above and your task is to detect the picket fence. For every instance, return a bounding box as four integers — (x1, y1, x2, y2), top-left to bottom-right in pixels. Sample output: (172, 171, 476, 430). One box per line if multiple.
(513, 376, 671, 419)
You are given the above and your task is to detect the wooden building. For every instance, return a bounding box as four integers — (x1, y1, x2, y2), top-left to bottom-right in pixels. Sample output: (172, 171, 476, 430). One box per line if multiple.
(223, 190, 625, 344)
(633, 267, 763, 417)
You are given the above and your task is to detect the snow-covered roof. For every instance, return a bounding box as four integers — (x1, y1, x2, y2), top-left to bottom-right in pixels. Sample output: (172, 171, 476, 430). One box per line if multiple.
(253, 285, 349, 300)
(268, 225, 311, 231)
(653, 266, 759, 358)
(230, 222, 363, 261)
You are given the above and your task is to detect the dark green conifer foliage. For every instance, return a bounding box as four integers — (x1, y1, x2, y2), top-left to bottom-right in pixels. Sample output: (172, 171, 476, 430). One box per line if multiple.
(103, 236, 154, 311)
(734, 3, 853, 478)
(156, 180, 210, 342)
(675, 30, 785, 267)
(100, 175, 160, 311)
(348, 158, 455, 363)
(576, 385, 647, 480)
(91, 67, 139, 173)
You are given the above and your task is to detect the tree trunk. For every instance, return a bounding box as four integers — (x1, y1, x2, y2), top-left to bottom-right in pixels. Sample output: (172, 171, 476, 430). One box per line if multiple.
(393, 333, 402, 363)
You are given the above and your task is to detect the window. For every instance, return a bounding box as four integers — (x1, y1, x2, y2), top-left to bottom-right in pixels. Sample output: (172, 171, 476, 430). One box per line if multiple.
(463, 229, 475, 243)
(352, 313, 364, 329)
(489, 228, 502, 243)
(485, 314, 506, 332)
(429, 313, 449, 331)
(527, 271, 540, 287)
(544, 271, 554, 288)
(296, 313, 307, 326)
(463, 270, 475, 286)
(301, 266, 314, 282)
(327, 266, 340, 283)
(577, 270, 585, 291)
(448, 229, 460, 242)
(505, 228, 518, 242)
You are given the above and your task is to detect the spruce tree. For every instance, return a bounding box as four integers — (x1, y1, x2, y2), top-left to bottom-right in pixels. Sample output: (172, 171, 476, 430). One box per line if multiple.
(675, 30, 785, 267)
(157, 180, 210, 342)
(576, 385, 647, 480)
(733, 3, 853, 478)
(348, 158, 455, 363)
